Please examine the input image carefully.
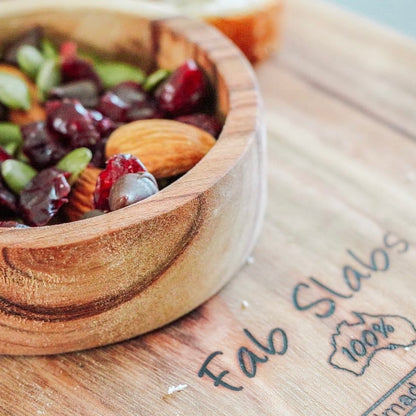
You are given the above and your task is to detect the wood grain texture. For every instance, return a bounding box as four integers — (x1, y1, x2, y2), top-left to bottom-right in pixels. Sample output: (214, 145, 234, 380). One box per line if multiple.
(0, 1, 265, 354)
(1, 0, 416, 415)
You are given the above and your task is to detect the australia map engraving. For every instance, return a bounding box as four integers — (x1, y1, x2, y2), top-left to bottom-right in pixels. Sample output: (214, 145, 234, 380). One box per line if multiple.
(329, 313, 416, 376)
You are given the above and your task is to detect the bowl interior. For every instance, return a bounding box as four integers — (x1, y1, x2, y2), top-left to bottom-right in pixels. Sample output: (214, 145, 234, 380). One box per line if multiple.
(0, 1, 242, 244)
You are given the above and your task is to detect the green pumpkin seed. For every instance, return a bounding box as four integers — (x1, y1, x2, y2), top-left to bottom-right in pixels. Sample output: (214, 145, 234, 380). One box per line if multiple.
(41, 37, 58, 60)
(0, 122, 22, 156)
(56, 147, 92, 185)
(17, 45, 45, 79)
(3, 143, 15, 155)
(16, 146, 30, 163)
(1, 159, 37, 194)
(94, 61, 145, 88)
(36, 58, 61, 101)
(0, 122, 22, 142)
(0, 72, 31, 110)
(143, 69, 170, 92)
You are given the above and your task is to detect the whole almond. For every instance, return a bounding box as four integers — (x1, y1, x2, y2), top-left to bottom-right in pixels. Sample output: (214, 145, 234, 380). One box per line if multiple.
(65, 166, 101, 222)
(0, 64, 46, 125)
(105, 119, 216, 179)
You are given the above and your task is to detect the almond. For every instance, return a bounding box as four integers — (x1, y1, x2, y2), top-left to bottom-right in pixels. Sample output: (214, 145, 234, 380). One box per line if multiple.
(0, 64, 46, 125)
(105, 119, 216, 179)
(65, 166, 102, 222)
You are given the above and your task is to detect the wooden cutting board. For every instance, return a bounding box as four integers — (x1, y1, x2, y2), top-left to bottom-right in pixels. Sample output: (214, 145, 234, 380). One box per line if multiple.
(2, 0, 416, 415)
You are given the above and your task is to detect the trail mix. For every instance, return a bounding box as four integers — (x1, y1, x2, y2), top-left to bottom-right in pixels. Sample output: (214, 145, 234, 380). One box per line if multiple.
(0, 27, 222, 227)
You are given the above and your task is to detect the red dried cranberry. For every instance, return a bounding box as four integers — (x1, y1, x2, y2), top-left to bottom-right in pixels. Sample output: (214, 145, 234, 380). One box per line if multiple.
(0, 181, 17, 215)
(21, 122, 70, 169)
(87, 110, 118, 136)
(61, 57, 102, 90)
(96, 117, 118, 137)
(98, 82, 162, 123)
(155, 59, 210, 117)
(94, 154, 146, 211)
(175, 113, 222, 138)
(0, 147, 12, 163)
(48, 80, 99, 108)
(46, 99, 101, 149)
(60, 41, 78, 61)
(20, 168, 71, 227)
(97, 92, 129, 122)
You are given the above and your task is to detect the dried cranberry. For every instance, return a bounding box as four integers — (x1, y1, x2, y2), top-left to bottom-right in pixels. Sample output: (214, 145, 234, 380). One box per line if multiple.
(175, 113, 222, 138)
(87, 110, 118, 137)
(46, 99, 101, 149)
(97, 117, 119, 136)
(48, 80, 99, 108)
(155, 59, 210, 117)
(0, 147, 12, 163)
(98, 82, 162, 123)
(97, 92, 128, 122)
(2, 26, 43, 65)
(0, 181, 17, 215)
(60, 41, 78, 61)
(20, 168, 71, 226)
(21, 122, 70, 169)
(61, 57, 102, 90)
(94, 154, 146, 211)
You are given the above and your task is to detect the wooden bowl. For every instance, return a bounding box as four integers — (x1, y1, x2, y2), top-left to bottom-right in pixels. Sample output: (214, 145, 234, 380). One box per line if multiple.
(0, 0, 266, 355)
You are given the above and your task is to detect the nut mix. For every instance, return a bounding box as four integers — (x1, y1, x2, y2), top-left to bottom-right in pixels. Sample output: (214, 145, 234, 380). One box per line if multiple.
(0, 27, 222, 227)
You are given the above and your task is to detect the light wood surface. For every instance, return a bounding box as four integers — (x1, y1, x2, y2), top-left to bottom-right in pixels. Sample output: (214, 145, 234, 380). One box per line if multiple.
(0, 2, 265, 355)
(2, 0, 416, 414)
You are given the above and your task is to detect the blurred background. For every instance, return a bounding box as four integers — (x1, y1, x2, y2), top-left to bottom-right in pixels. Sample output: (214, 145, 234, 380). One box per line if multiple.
(326, 0, 416, 38)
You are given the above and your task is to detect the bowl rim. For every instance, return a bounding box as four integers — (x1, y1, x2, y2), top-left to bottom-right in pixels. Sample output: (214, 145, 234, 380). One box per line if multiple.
(0, 0, 261, 247)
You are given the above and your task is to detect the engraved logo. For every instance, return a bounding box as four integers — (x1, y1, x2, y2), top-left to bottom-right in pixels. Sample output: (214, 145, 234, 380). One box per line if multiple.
(329, 313, 416, 376)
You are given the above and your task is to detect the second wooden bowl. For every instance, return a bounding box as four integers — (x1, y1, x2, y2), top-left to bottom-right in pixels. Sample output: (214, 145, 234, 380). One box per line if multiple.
(0, 0, 266, 355)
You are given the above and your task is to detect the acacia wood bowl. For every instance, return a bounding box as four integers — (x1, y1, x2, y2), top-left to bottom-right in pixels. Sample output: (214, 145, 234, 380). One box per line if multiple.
(0, 0, 266, 355)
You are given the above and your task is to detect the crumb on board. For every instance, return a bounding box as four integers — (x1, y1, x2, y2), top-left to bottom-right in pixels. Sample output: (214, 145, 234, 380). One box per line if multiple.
(168, 384, 188, 395)
(241, 300, 249, 309)
(246, 256, 255, 265)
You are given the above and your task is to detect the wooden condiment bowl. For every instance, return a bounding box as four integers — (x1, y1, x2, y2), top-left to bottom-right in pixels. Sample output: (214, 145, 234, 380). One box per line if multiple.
(0, 0, 266, 355)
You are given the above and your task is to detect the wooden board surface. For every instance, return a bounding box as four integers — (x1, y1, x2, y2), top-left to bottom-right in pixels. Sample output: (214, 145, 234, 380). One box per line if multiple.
(2, 0, 416, 414)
